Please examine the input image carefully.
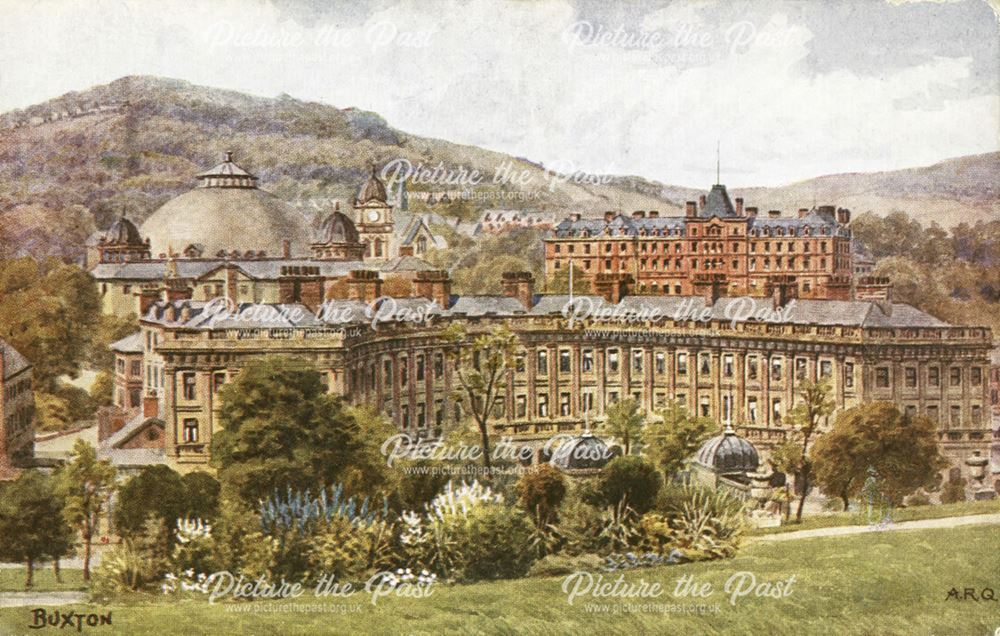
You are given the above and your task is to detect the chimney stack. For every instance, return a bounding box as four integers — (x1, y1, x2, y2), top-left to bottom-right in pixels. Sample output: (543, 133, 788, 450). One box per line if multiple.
(414, 270, 452, 308)
(745, 206, 758, 217)
(501, 272, 535, 309)
(604, 211, 615, 222)
(346, 270, 382, 304)
(648, 210, 659, 218)
(282, 240, 291, 258)
(685, 201, 697, 218)
(143, 393, 159, 418)
(226, 264, 238, 305)
(768, 209, 781, 218)
(798, 208, 808, 218)
(632, 210, 645, 219)
(698, 194, 706, 210)
(836, 207, 851, 225)
(591, 273, 633, 304)
(572, 213, 582, 221)
(735, 197, 744, 216)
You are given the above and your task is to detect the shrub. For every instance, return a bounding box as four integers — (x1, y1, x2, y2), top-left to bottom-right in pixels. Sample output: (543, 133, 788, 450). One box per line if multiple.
(517, 464, 567, 527)
(649, 485, 746, 560)
(181, 472, 221, 521)
(307, 516, 395, 581)
(905, 492, 931, 507)
(92, 516, 171, 596)
(443, 503, 536, 581)
(596, 457, 662, 515)
(113, 466, 186, 540)
(210, 499, 279, 578)
(171, 518, 216, 574)
(940, 478, 967, 504)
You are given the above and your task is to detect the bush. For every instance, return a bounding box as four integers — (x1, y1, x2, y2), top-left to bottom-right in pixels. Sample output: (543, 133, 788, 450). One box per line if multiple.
(517, 464, 567, 527)
(209, 499, 278, 578)
(93, 516, 171, 596)
(643, 485, 745, 560)
(307, 516, 395, 582)
(181, 472, 221, 521)
(940, 478, 967, 504)
(113, 466, 186, 539)
(443, 503, 537, 581)
(171, 518, 216, 575)
(905, 492, 931, 507)
(596, 457, 662, 515)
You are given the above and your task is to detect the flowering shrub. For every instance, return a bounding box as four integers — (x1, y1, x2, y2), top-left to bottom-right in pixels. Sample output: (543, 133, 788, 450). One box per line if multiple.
(172, 518, 216, 574)
(161, 570, 212, 595)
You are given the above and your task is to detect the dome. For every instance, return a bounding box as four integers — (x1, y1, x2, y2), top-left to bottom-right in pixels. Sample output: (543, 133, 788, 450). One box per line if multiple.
(313, 210, 360, 244)
(356, 165, 388, 205)
(695, 424, 759, 475)
(550, 433, 620, 473)
(103, 215, 144, 246)
(141, 154, 310, 257)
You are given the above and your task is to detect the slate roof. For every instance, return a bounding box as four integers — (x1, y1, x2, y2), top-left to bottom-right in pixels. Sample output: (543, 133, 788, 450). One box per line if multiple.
(91, 256, 436, 280)
(109, 332, 143, 353)
(101, 410, 164, 450)
(0, 339, 31, 378)
(699, 184, 737, 218)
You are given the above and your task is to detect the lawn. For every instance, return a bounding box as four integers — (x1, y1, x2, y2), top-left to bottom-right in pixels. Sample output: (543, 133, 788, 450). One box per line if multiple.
(1, 524, 998, 635)
(749, 497, 1000, 536)
(0, 566, 87, 592)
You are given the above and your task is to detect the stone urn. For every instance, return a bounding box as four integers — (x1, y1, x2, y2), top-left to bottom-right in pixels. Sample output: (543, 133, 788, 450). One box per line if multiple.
(965, 451, 996, 501)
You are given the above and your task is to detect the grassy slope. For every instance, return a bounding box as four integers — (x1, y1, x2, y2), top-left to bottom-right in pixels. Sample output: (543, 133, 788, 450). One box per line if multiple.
(1, 525, 997, 635)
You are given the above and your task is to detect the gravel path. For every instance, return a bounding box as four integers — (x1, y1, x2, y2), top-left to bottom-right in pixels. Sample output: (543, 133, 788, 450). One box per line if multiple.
(752, 512, 1000, 542)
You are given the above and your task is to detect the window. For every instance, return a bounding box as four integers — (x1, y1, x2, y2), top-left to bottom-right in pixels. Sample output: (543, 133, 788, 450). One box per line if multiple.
(771, 357, 783, 381)
(537, 350, 548, 375)
(950, 405, 961, 428)
(582, 349, 594, 372)
(928, 366, 939, 387)
(516, 395, 527, 418)
(401, 405, 409, 428)
(212, 372, 226, 394)
(722, 395, 732, 424)
(723, 354, 733, 377)
(537, 394, 549, 417)
(417, 403, 427, 428)
(795, 358, 807, 381)
(130, 360, 141, 376)
(747, 356, 758, 380)
(560, 393, 571, 416)
(490, 398, 503, 419)
(400, 357, 408, 388)
(926, 405, 938, 423)
(904, 405, 916, 418)
(435, 400, 444, 427)
(820, 360, 832, 379)
(559, 349, 571, 374)
(515, 355, 525, 373)
(655, 352, 665, 374)
(182, 419, 199, 443)
(581, 392, 594, 412)
(182, 373, 197, 400)
(434, 353, 444, 379)
(748, 397, 758, 424)
(972, 405, 982, 426)
(772, 398, 782, 424)
(632, 349, 643, 373)
(904, 367, 917, 388)
(950, 367, 961, 387)
(607, 391, 619, 404)
(699, 353, 710, 375)
(971, 367, 982, 386)
(677, 352, 688, 375)
(607, 349, 620, 373)
(416, 355, 425, 381)
(384, 360, 393, 389)
(699, 396, 710, 417)
(876, 367, 889, 388)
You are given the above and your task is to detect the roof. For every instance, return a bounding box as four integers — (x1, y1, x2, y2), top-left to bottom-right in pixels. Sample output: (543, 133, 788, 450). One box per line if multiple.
(699, 184, 737, 218)
(101, 411, 165, 450)
(196, 151, 257, 181)
(102, 215, 145, 246)
(91, 255, 437, 280)
(550, 433, 619, 473)
(356, 166, 388, 205)
(0, 339, 31, 378)
(695, 424, 760, 474)
(109, 332, 143, 354)
(313, 210, 361, 244)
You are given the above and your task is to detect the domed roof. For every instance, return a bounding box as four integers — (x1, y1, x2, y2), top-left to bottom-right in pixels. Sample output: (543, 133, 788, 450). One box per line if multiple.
(695, 424, 759, 474)
(103, 215, 144, 246)
(196, 151, 258, 188)
(550, 433, 620, 473)
(356, 165, 388, 205)
(313, 209, 360, 244)
(141, 187, 310, 257)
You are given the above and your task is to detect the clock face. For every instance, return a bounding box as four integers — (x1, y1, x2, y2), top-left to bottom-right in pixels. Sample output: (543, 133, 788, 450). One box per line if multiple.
(367, 210, 380, 222)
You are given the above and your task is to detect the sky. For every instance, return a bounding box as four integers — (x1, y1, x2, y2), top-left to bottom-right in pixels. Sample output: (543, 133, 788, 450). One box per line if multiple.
(0, 0, 996, 187)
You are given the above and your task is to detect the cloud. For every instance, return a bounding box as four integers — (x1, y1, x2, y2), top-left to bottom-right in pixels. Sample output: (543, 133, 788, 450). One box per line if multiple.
(0, 0, 995, 187)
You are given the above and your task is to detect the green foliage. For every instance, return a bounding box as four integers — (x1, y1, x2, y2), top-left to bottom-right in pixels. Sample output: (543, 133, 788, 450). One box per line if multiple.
(55, 440, 117, 580)
(645, 400, 715, 477)
(811, 402, 945, 506)
(0, 257, 99, 389)
(0, 471, 75, 587)
(447, 228, 546, 294)
(905, 492, 931, 507)
(93, 516, 171, 596)
(307, 517, 395, 581)
(603, 398, 644, 455)
(547, 263, 589, 295)
(640, 484, 746, 560)
(209, 498, 277, 577)
(89, 371, 114, 408)
(516, 464, 567, 527)
(526, 553, 605, 577)
(87, 313, 138, 372)
(113, 465, 186, 539)
(940, 478, 967, 504)
(211, 356, 365, 504)
(35, 382, 98, 431)
(438, 504, 537, 581)
(596, 456, 662, 515)
(180, 472, 221, 521)
(783, 378, 836, 522)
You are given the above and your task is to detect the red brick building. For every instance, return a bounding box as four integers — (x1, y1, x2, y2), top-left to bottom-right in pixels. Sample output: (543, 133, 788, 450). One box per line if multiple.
(544, 184, 854, 300)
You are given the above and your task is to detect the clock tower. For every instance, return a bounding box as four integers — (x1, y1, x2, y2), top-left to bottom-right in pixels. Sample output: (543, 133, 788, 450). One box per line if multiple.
(352, 165, 394, 261)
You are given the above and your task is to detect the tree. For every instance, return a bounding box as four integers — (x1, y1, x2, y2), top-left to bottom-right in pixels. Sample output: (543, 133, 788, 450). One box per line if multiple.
(547, 263, 589, 295)
(0, 471, 73, 587)
(596, 456, 662, 515)
(516, 464, 567, 527)
(87, 312, 138, 373)
(180, 472, 221, 521)
(113, 465, 186, 539)
(603, 398, 644, 455)
(644, 400, 715, 477)
(810, 402, 944, 510)
(211, 356, 364, 504)
(90, 371, 114, 408)
(783, 379, 836, 522)
(442, 324, 518, 472)
(55, 440, 117, 581)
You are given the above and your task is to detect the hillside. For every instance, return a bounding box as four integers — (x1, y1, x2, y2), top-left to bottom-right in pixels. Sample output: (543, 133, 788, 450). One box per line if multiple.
(0, 76, 996, 261)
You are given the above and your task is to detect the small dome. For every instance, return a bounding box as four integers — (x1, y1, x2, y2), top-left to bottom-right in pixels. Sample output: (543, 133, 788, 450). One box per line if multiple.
(313, 210, 360, 244)
(196, 151, 258, 189)
(104, 215, 144, 246)
(550, 433, 620, 473)
(695, 424, 759, 474)
(356, 165, 388, 205)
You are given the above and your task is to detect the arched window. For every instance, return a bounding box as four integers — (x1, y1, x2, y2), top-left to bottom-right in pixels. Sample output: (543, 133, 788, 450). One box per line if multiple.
(374, 238, 384, 257)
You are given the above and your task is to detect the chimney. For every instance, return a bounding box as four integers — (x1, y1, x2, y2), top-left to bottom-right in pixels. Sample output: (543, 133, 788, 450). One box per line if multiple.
(768, 209, 781, 218)
(572, 213, 582, 221)
(685, 201, 697, 218)
(166, 303, 177, 322)
(746, 206, 758, 217)
(604, 211, 615, 222)
(836, 207, 851, 225)
(698, 194, 706, 210)
(648, 210, 659, 218)
(632, 211, 645, 219)
(143, 393, 159, 418)
(346, 270, 382, 304)
(180, 303, 191, 322)
(501, 272, 535, 309)
(226, 264, 238, 305)
(798, 208, 808, 218)
(591, 273, 633, 304)
(282, 240, 291, 258)
(414, 270, 452, 308)
(735, 197, 744, 216)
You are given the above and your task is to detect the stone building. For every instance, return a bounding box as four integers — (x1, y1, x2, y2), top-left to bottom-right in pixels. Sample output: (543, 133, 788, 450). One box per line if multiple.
(0, 339, 33, 476)
(126, 271, 992, 486)
(545, 184, 854, 300)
